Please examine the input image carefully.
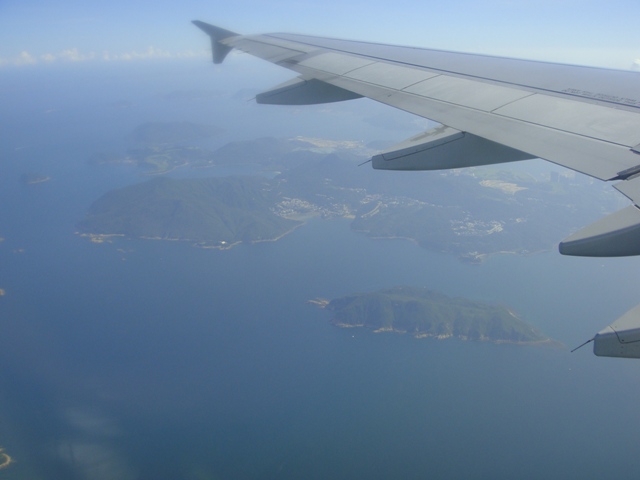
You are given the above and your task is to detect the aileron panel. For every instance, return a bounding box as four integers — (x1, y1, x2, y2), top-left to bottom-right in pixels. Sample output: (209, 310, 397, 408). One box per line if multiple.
(344, 62, 439, 90)
(494, 95, 640, 147)
(299, 52, 375, 75)
(404, 75, 534, 112)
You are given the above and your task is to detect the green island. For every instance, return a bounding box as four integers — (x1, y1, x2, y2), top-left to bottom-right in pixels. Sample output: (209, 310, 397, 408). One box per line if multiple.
(77, 176, 301, 248)
(83, 136, 620, 258)
(314, 286, 557, 345)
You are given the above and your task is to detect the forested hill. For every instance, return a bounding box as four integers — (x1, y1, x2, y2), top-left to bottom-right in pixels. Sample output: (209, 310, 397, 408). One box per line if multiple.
(77, 176, 301, 248)
(326, 286, 553, 344)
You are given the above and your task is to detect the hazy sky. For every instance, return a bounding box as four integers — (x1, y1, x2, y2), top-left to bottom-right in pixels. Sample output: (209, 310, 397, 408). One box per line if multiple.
(2, 0, 640, 69)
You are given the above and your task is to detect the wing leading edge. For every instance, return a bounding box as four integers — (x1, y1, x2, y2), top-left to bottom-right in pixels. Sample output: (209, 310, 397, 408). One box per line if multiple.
(194, 22, 640, 357)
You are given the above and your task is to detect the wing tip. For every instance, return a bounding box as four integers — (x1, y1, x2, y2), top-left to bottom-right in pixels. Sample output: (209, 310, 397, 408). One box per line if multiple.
(192, 20, 239, 64)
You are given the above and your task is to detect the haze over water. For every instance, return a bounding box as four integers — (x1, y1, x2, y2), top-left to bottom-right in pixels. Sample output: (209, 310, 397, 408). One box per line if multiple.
(1, 60, 640, 479)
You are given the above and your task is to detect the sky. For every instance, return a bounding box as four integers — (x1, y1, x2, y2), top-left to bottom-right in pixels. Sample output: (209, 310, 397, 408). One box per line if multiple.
(1, 0, 640, 69)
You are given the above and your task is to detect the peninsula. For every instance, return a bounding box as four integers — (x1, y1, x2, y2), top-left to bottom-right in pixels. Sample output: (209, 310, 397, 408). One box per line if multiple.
(316, 286, 555, 345)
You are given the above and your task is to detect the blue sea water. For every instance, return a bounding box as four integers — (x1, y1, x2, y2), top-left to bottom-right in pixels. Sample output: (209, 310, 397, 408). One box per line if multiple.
(1, 60, 640, 479)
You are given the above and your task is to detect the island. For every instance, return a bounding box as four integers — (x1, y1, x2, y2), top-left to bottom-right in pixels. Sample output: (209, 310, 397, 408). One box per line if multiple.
(89, 121, 224, 174)
(77, 176, 302, 248)
(89, 146, 217, 175)
(121, 145, 218, 175)
(314, 286, 556, 345)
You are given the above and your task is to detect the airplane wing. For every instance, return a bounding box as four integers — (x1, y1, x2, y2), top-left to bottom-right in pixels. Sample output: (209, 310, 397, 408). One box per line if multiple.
(194, 21, 640, 358)
(192, 21, 640, 258)
(193, 21, 640, 256)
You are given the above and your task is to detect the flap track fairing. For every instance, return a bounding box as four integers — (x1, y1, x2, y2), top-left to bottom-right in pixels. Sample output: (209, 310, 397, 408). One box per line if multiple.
(559, 205, 640, 257)
(593, 304, 640, 358)
(371, 126, 534, 171)
(256, 77, 363, 105)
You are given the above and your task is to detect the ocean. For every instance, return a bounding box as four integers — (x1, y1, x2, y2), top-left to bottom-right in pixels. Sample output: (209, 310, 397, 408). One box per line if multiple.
(1, 60, 640, 479)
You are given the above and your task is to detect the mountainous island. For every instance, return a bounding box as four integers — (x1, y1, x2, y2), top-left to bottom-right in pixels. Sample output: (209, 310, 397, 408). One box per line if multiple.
(77, 176, 301, 248)
(314, 286, 554, 345)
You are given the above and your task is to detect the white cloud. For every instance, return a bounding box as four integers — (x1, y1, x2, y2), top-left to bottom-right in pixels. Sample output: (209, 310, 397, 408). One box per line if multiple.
(176, 50, 203, 58)
(16, 51, 37, 65)
(111, 46, 173, 61)
(59, 48, 96, 62)
(0, 47, 208, 67)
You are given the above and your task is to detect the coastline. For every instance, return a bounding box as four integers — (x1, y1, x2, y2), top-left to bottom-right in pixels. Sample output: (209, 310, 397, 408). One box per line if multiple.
(332, 321, 563, 348)
(249, 221, 305, 245)
(352, 227, 549, 263)
(78, 220, 305, 251)
(459, 248, 550, 264)
(142, 160, 189, 176)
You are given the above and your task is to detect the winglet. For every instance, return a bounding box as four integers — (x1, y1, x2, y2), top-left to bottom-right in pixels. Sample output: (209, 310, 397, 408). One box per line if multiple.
(192, 21, 239, 64)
